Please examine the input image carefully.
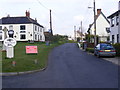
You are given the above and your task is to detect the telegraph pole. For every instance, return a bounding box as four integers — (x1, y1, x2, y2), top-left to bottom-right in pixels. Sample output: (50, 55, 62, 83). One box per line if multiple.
(50, 9, 53, 35)
(81, 21, 83, 42)
(94, 0, 97, 46)
(74, 26, 76, 41)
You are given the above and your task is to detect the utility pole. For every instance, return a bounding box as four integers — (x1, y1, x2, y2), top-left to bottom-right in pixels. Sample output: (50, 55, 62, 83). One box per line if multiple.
(50, 9, 53, 35)
(74, 26, 76, 41)
(94, 0, 97, 46)
(81, 21, 83, 42)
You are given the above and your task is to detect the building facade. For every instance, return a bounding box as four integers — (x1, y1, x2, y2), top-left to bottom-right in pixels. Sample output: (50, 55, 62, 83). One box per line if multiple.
(0, 11, 45, 42)
(108, 2, 120, 44)
(88, 9, 110, 43)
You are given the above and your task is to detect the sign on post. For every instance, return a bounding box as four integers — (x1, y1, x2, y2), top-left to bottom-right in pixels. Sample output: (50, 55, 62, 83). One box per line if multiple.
(26, 46, 38, 54)
(4, 38, 16, 47)
(4, 38, 17, 58)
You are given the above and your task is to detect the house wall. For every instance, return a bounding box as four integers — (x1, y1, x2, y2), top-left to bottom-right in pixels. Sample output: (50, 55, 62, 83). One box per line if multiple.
(119, 13, 120, 43)
(90, 14, 110, 42)
(91, 14, 109, 36)
(33, 24, 45, 42)
(109, 15, 119, 44)
(0, 24, 45, 42)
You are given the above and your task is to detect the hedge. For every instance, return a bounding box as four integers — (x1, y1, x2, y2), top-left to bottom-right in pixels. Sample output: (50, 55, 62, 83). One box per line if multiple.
(113, 43, 120, 56)
(86, 48, 94, 53)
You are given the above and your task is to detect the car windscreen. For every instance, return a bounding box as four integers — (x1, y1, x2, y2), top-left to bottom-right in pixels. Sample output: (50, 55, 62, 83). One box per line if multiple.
(100, 44, 114, 50)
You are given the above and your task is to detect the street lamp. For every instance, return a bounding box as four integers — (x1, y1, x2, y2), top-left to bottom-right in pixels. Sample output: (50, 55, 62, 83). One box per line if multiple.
(88, 0, 97, 46)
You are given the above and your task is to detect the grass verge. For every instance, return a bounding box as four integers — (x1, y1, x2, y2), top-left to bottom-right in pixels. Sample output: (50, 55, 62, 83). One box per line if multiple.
(2, 42, 64, 72)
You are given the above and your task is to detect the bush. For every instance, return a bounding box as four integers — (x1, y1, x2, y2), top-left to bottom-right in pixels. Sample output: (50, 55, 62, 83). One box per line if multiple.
(86, 48, 94, 53)
(113, 43, 120, 56)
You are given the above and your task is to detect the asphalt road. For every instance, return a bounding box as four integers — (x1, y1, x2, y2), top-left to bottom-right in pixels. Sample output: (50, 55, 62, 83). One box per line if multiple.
(2, 43, 119, 88)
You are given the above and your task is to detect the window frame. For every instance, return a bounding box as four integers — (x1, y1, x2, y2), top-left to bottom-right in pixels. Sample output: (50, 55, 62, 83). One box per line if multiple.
(20, 25, 26, 30)
(20, 34, 26, 39)
(111, 18, 115, 27)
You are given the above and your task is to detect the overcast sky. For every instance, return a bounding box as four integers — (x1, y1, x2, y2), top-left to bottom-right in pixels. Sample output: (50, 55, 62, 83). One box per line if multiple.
(0, 0, 119, 37)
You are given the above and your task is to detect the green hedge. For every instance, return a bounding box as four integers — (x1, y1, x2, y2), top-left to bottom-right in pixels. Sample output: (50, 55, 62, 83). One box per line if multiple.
(86, 48, 94, 53)
(113, 43, 120, 56)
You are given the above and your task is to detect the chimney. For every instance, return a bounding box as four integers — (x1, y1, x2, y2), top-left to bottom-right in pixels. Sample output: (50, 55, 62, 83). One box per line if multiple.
(25, 10, 30, 17)
(97, 9, 101, 15)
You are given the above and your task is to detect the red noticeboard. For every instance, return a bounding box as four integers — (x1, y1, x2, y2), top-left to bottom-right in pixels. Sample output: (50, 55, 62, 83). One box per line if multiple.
(26, 46, 38, 54)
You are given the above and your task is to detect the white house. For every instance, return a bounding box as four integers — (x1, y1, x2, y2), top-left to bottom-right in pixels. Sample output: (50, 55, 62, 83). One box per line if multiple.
(88, 9, 110, 43)
(75, 30, 85, 42)
(107, 1, 120, 44)
(0, 11, 45, 42)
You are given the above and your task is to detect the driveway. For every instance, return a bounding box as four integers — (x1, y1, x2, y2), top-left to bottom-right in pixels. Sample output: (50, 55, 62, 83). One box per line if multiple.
(2, 43, 119, 88)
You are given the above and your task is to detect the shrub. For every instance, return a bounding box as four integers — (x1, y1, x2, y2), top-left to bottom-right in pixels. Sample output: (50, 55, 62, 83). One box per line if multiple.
(113, 43, 120, 56)
(86, 48, 94, 53)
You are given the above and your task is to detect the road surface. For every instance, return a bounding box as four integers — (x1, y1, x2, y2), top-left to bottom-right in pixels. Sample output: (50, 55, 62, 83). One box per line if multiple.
(2, 43, 119, 88)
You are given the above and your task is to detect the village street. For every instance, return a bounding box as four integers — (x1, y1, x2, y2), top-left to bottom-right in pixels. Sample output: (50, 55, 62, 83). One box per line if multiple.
(2, 43, 119, 88)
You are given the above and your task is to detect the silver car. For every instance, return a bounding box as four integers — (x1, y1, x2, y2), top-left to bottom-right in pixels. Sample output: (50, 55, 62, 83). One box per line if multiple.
(94, 43, 116, 58)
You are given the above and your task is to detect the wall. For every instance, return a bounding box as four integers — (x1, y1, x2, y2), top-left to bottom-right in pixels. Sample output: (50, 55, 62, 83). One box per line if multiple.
(110, 15, 119, 43)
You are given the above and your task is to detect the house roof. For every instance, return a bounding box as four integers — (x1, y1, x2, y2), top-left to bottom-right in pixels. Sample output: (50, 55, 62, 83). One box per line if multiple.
(0, 16, 44, 27)
(0, 19, 2, 24)
(89, 11, 110, 29)
(107, 10, 120, 18)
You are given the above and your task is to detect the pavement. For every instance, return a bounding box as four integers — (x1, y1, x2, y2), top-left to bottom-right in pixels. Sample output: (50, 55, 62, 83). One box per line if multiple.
(2, 43, 118, 88)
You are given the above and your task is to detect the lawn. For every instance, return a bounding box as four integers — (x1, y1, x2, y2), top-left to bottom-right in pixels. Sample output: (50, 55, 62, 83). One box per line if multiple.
(2, 42, 63, 72)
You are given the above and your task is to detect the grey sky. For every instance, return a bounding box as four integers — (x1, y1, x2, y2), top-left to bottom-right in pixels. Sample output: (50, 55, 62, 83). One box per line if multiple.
(0, 0, 119, 37)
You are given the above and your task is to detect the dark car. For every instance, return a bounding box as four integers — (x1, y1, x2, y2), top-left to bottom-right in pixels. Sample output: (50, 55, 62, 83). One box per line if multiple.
(94, 43, 116, 58)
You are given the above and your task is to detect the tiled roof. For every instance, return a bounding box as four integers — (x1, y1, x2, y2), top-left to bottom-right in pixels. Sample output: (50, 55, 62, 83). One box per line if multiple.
(0, 16, 44, 27)
(107, 10, 120, 18)
(89, 11, 110, 29)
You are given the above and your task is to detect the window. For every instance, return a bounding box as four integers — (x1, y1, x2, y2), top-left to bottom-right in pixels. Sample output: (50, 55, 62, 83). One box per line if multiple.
(116, 16, 119, 25)
(35, 26, 37, 31)
(38, 27, 39, 32)
(40, 28, 42, 32)
(0, 26, 2, 30)
(20, 34, 26, 39)
(96, 44, 100, 49)
(0, 31, 2, 40)
(35, 34, 37, 40)
(111, 18, 114, 27)
(38, 35, 39, 40)
(112, 35, 114, 44)
(117, 34, 119, 43)
(40, 35, 42, 40)
(106, 28, 110, 33)
(0, 35, 2, 40)
(20, 25, 26, 30)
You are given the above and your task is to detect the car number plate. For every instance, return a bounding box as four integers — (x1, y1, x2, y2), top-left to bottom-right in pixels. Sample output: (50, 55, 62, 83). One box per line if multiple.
(105, 50, 111, 52)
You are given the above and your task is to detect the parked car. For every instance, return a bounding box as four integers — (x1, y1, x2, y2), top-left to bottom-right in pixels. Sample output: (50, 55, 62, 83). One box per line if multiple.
(94, 43, 116, 57)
